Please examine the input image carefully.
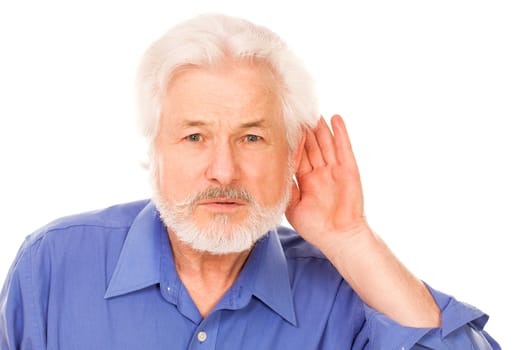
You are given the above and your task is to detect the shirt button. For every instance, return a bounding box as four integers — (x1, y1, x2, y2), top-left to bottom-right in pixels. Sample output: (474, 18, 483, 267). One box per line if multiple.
(197, 331, 207, 342)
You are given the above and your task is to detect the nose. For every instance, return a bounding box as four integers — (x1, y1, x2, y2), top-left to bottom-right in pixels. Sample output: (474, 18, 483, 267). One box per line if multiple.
(205, 140, 239, 185)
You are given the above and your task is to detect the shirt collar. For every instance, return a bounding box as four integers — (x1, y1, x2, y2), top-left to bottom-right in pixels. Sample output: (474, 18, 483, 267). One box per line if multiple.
(104, 201, 163, 299)
(248, 230, 297, 326)
(104, 201, 297, 325)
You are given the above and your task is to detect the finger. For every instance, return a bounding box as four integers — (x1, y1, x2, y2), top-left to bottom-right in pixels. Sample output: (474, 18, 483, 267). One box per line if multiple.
(331, 115, 357, 166)
(296, 141, 313, 176)
(313, 117, 337, 164)
(285, 179, 301, 219)
(304, 126, 326, 168)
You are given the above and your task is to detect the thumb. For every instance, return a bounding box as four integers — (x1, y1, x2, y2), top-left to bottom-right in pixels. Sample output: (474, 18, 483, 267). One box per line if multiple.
(285, 180, 301, 221)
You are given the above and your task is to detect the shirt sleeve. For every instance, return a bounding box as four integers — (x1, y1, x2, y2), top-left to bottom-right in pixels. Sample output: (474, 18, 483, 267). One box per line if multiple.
(0, 236, 45, 350)
(362, 284, 501, 350)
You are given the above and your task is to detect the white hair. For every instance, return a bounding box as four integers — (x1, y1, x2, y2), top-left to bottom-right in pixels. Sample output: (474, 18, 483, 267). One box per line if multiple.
(136, 13, 319, 153)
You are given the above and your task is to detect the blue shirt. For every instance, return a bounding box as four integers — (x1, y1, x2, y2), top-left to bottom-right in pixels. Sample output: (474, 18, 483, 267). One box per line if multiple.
(0, 200, 500, 349)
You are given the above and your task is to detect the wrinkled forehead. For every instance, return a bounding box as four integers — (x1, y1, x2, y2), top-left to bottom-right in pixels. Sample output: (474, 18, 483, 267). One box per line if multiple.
(160, 60, 285, 126)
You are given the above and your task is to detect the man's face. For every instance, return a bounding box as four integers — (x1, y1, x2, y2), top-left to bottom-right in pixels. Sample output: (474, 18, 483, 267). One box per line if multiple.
(152, 62, 295, 254)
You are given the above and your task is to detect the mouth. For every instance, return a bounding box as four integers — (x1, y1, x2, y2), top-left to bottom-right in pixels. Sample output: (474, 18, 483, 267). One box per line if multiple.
(197, 198, 247, 212)
(200, 197, 245, 204)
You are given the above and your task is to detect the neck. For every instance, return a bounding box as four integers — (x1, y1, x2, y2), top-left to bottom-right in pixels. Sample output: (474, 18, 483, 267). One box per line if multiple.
(167, 230, 251, 318)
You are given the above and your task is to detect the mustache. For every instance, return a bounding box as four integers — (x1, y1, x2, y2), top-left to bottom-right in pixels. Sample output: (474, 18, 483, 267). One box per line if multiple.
(173, 187, 254, 208)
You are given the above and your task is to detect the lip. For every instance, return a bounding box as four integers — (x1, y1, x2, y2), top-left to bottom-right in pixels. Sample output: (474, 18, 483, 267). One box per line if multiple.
(197, 198, 247, 212)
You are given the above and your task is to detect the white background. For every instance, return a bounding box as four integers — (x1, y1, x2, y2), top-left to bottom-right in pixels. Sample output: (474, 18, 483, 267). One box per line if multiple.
(1, 1, 523, 348)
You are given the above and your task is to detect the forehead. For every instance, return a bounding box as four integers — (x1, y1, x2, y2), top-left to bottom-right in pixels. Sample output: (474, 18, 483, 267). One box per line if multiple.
(161, 61, 283, 127)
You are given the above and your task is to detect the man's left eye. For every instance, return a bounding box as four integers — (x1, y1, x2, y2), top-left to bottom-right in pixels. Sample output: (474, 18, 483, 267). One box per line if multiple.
(244, 135, 261, 142)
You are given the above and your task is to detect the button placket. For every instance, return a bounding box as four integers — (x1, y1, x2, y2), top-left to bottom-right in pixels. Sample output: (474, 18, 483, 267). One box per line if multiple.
(188, 311, 221, 349)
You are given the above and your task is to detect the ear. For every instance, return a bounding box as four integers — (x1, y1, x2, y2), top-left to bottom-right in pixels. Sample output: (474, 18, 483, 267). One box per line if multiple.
(291, 129, 307, 173)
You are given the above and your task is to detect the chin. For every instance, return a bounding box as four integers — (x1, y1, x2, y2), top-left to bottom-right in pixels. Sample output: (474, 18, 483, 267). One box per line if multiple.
(168, 215, 274, 255)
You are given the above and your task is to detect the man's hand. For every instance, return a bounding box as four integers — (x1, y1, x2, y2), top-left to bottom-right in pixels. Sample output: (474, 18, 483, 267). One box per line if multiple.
(286, 115, 370, 251)
(285, 114, 441, 328)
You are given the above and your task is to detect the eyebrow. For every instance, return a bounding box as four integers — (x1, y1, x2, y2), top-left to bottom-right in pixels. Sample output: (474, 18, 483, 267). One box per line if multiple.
(181, 119, 207, 127)
(239, 119, 267, 129)
(180, 118, 268, 129)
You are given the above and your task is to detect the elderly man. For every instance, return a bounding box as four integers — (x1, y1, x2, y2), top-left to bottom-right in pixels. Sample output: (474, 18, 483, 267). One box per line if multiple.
(0, 14, 499, 349)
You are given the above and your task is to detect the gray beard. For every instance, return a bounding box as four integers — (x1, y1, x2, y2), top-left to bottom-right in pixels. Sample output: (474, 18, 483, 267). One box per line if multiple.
(152, 184, 291, 255)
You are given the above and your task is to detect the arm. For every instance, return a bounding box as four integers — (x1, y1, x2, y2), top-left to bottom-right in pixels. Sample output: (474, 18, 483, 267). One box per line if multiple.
(286, 116, 500, 348)
(286, 115, 440, 327)
(1, 259, 23, 350)
(0, 237, 44, 350)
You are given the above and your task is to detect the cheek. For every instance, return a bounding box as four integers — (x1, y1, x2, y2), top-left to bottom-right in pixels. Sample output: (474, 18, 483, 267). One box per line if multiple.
(154, 152, 197, 199)
(240, 152, 291, 204)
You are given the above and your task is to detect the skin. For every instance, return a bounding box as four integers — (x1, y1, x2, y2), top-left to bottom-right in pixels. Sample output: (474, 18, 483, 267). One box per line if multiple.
(155, 60, 441, 327)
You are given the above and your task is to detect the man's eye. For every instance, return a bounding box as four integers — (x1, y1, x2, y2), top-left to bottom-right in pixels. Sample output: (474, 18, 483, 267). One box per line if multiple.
(186, 134, 202, 142)
(244, 135, 261, 143)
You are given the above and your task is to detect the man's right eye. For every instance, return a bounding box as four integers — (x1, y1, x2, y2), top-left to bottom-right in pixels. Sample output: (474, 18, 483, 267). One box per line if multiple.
(186, 134, 202, 142)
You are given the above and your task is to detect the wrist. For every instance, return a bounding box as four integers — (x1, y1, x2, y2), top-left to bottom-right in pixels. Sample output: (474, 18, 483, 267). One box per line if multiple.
(316, 223, 378, 264)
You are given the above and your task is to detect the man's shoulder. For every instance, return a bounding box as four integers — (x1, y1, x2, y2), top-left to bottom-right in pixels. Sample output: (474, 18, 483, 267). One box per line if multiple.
(276, 226, 327, 261)
(26, 199, 151, 248)
(6, 200, 152, 287)
(44, 199, 150, 231)
(274, 226, 344, 290)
